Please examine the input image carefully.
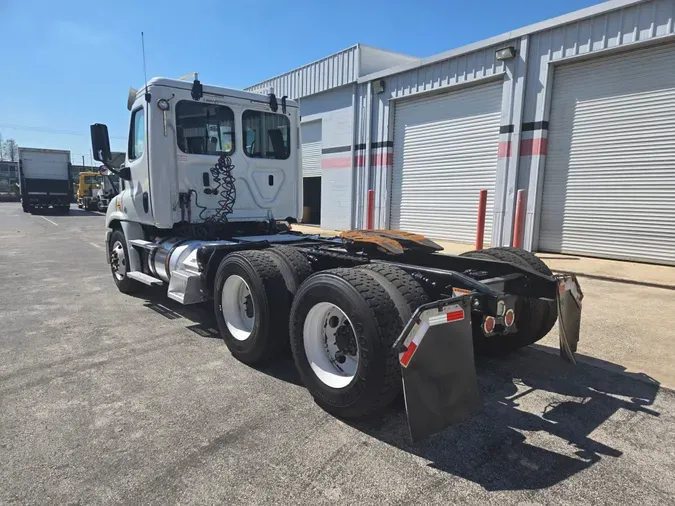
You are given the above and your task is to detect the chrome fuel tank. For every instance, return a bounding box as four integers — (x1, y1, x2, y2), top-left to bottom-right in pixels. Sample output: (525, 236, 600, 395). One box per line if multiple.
(148, 238, 235, 282)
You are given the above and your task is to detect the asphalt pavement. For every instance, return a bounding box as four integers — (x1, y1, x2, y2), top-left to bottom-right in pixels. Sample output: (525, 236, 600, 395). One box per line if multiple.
(1, 202, 674, 505)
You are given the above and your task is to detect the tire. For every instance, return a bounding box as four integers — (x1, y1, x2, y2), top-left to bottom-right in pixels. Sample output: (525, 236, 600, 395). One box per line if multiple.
(289, 268, 404, 419)
(21, 202, 30, 213)
(266, 245, 313, 296)
(109, 228, 141, 294)
(214, 250, 290, 365)
(355, 263, 429, 326)
(486, 247, 557, 338)
(460, 247, 546, 355)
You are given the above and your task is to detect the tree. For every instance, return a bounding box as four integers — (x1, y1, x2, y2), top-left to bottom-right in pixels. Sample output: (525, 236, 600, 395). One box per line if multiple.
(3, 139, 18, 162)
(0, 133, 4, 161)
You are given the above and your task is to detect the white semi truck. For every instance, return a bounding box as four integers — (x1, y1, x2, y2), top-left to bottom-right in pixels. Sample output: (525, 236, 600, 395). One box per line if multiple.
(91, 75, 583, 441)
(19, 147, 73, 213)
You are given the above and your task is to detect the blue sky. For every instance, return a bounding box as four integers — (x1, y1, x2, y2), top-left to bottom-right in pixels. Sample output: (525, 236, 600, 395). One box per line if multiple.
(0, 0, 601, 164)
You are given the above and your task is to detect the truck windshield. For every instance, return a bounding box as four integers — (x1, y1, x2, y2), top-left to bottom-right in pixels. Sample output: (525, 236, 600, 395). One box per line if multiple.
(176, 101, 235, 156)
(84, 176, 101, 184)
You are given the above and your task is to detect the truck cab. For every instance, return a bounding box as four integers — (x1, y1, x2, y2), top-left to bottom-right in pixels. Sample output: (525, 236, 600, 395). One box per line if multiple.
(77, 171, 102, 209)
(92, 75, 301, 233)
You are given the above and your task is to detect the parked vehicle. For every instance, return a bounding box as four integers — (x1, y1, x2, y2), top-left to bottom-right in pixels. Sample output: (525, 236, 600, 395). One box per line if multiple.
(18, 147, 72, 213)
(91, 75, 583, 442)
(77, 170, 119, 211)
(77, 171, 102, 210)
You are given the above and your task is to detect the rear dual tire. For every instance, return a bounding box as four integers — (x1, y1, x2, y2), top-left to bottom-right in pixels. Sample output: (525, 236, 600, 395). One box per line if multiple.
(214, 250, 291, 365)
(460, 247, 557, 355)
(214, 251, 429, 420)
(289, 265, 428, 419)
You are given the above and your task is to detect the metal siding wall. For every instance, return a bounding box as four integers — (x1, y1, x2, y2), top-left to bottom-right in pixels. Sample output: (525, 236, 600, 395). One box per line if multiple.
(386, 45, 506, 99)
(245, 46, 358, 100)
(523, 0, 675, 249)
(299, 86, 355, 230)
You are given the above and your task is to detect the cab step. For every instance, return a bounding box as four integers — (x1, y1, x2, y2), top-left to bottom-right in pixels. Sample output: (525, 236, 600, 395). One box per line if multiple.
(127, 271, 163, 286)
(129, 239, 158, 251)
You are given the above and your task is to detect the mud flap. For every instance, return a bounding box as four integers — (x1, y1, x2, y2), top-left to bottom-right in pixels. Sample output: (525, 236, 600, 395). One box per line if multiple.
(397, 296, 481, 443)
(557, 274, 583, 364)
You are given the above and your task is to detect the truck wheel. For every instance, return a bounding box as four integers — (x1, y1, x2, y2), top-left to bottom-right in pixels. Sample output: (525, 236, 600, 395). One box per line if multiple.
(460, 248, 545, 355)
(290, 268, 403, 419)
(109, 229, 140, 294)
(266, 245, 313, 295)
(486, 247, 557, 338)
(214, 250, 290, 365)
(355, 263, 429, 326)
(21, 202, 30, 213)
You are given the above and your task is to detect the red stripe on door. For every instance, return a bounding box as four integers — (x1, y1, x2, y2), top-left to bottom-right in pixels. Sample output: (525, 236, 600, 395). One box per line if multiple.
(322, 153, 393, 169)
(520, 137, 548, 156)
(498, 141, 512, 158)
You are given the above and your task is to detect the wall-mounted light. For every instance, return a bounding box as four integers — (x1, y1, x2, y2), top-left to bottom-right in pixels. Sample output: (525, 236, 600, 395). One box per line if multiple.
(495, 46, 517, 60)
(373, 79, 385, 94)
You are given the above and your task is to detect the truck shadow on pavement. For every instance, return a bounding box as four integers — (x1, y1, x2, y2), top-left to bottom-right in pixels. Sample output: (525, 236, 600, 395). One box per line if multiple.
(348, 348, 660, 491)
(130, 286, 305, 385)
(128, 287, 661, 491)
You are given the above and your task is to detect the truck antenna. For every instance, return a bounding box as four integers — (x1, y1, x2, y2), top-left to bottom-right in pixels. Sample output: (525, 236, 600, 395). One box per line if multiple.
(141, 32, 150, 103)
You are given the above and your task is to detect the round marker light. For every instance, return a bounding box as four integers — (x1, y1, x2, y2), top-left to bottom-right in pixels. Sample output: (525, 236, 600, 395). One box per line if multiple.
(504, 309, 516, 327)
(483, 316, 496, 334)
(157, 98, 170, 111)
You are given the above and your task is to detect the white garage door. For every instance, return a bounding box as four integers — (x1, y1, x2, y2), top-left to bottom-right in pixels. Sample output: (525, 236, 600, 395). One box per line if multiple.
(390, 82, 502, 244)
(301, 121, 322, 177)
(540, 43, 675, 265)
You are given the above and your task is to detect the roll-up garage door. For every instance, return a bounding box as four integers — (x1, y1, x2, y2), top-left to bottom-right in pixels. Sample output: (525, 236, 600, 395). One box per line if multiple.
(539, 43, 675, 265)
(301, 121, 322, 177)
(390, 81, 502, 244)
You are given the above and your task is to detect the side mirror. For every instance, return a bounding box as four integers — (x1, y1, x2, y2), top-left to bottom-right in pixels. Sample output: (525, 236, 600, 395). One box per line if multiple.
(90, 123, 112, 163)
(118, 166, 132, 181)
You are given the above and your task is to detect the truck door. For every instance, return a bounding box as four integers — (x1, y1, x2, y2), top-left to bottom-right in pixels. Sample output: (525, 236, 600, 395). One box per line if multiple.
(123, 104, 153, 222)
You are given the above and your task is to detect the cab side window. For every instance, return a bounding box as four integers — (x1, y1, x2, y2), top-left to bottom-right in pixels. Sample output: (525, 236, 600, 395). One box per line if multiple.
(128, 108, 145, 160)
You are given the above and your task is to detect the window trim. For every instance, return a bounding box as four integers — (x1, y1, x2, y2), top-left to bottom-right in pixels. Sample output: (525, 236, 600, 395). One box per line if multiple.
(128, 106, 145, 161)
(242, 109, 291, 160)
(175, 100, 236, 157)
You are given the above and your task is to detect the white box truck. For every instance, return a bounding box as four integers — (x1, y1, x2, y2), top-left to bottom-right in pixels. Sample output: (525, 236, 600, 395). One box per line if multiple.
(18, 147, 73, 213)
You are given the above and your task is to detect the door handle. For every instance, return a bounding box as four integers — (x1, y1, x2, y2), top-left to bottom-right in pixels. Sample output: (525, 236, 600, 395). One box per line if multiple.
(143, 192, 149, 213)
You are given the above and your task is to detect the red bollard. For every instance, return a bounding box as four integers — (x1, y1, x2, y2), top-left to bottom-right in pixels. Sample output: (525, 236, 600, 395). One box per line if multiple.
(475, 190, 488, 250)
(512, 189, 526, 249)
(366, 189, 375, 230)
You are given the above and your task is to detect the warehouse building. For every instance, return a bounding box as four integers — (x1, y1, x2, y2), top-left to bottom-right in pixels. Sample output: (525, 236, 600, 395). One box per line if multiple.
(246, 0, 675, 265)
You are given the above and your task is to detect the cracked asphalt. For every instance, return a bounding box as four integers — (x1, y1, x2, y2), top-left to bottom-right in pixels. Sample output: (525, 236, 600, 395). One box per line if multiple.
(1, 202, 674, 505)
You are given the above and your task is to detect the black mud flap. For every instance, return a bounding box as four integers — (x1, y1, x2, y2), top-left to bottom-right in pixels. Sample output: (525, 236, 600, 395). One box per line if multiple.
(396, 295, 481, 443)
(556, 274, 584, 364)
